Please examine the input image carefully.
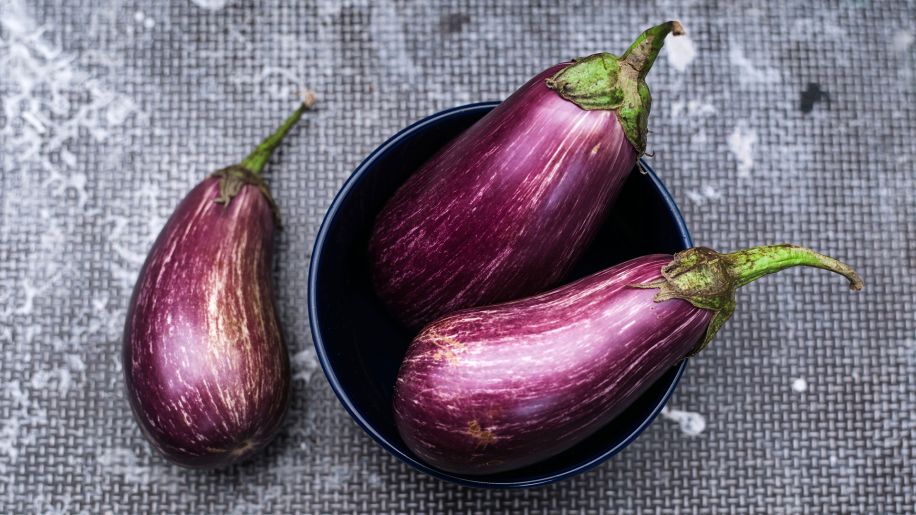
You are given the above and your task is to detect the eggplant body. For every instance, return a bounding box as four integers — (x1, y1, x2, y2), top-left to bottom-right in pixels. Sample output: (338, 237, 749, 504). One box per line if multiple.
(369, 65, 636, 328)
(122, 175, 289, 468)
(393, 243, 863, 475)
(393, 255, 711, 475)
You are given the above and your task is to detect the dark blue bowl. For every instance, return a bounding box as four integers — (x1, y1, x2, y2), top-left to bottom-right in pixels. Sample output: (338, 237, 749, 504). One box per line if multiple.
(308, 102, 693, 488)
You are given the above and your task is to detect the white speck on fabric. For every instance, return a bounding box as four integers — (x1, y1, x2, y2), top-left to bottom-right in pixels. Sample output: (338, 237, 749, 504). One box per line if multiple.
(727, 124, 757, 177)
(190, 0, 230, 10)
(891, 31, 913, 53)
(728, 44, 780, 85)
(660, 406, 707, 436)
(685, 184, 722, 206)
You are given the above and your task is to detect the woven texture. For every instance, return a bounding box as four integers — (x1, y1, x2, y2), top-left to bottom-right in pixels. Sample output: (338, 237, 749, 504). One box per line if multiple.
(1, 0, 913, 512)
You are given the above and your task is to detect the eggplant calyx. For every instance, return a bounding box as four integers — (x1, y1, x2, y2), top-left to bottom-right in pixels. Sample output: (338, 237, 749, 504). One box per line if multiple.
(213, 92, 316, 228)
(545, 21, 684, 155)
(211, 165, 282, 228)
(633, 244, 863, 355)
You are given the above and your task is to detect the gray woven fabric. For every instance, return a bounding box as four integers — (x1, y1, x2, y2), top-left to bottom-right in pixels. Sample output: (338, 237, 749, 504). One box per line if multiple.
(1, 0, 913, 512)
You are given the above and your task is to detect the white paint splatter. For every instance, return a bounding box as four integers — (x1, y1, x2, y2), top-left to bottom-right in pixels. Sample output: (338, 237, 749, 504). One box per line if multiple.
(291, 348, 320, 382)
(0, 0, 142, 169)
(660, 406, 707, 436)
(685, 184, 722, 206)
(96, 448, 153, 484)
(133, 9, 156, 29)
(0, 381, 49, 462)
(15, 279, 41, 314)
(227, 485, 290, 515)
(191, 0, 230, 10)
(789, 18, 845, 41)
(366, 471, 382, 487)
(665, 33, 696, 72)
(230, 66, 306, 100)
(0, 0, 141, 479)
(46, 171, 89, 208)
(690, 128, 709, 147)
(791, 378, 808, 392)
(368, 0, 419, 85)
(325, 464, 354, 489)
(31, 492, 72, 515)
(106, 182, 170, 289)
(892, 31, 914, 53)
(30, 368, 71, 393)
(728, 45, 780, 85)
(29, 355, 86, 395)
(671, 100, 717, 118)
(727, 124, 757, 177)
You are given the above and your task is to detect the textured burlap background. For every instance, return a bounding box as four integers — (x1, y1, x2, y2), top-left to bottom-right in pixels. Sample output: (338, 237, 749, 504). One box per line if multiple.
(1, 0, 913, 512)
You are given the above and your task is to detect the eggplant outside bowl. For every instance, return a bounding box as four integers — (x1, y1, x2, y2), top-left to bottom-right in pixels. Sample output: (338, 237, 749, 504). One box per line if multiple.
(308, 102, 693, 489)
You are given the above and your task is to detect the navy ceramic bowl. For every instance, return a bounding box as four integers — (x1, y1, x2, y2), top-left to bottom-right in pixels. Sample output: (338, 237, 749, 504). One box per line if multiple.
(308, 102, 693, 488)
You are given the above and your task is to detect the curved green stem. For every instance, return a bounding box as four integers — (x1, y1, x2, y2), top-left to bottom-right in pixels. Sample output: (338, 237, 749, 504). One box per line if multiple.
(633, 243, 863, 356)
(621, 20, 685, 81)
(240, 91, 316, 174)
(726, 244, 863, 290)
(210, 93, 315, 227)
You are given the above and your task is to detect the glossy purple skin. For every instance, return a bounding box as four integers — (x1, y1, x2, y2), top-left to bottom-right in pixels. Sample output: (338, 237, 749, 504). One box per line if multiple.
(369, 64, 637, 328)
(393, 255, 714, 475)
(122, 177, 290, 468)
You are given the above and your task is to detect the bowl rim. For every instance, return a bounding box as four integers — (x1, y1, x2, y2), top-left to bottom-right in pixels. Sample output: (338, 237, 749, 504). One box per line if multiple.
(308, 101, 693, 489)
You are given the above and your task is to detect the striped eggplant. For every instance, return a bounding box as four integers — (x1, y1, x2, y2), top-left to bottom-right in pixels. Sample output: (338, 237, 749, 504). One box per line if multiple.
(369, 21, 685, 328)
(393, 244, 862, 475)
(122, 95, 314, 468)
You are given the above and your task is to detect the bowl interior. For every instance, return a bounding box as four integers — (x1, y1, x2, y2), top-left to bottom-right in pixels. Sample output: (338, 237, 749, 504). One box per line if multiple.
(309, 102, 692, 488)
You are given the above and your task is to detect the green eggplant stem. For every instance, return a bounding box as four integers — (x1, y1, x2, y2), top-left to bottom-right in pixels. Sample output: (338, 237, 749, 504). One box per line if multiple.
(241, 90, 317, 174)
(726, 244, 864, 291)
(621, 20, 686, 80)
(634, 243, 862, 355)
(544, 20, 685, 154)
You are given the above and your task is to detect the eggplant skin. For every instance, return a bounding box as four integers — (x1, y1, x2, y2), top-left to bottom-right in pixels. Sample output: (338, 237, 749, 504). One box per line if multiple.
(369, 63, 637, 329)
(122, 177, 290, 468)
(393, 255, 712, 475)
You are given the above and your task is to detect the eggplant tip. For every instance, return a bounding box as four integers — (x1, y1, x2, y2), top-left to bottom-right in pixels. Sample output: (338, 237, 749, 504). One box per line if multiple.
(849, 275, 864, 291)
(670, 20, 685, 36)
(300, 89, 317, 109)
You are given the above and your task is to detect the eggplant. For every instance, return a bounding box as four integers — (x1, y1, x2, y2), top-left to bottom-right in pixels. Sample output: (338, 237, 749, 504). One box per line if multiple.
(369, 21, 685, 328)
(393, 244, 862, 475)
(122, 96, 314, 468)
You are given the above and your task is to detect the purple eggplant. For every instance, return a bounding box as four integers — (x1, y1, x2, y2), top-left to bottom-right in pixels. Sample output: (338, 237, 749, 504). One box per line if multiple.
(393, 244, 862, 475)
(122, 95, 315, 468)
(369, 21, 685, 328)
